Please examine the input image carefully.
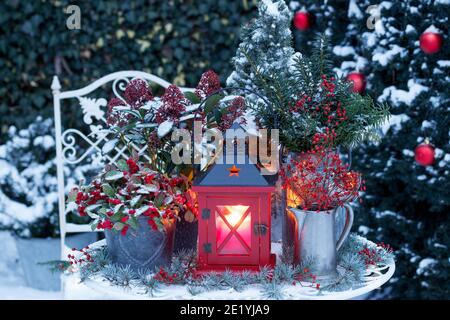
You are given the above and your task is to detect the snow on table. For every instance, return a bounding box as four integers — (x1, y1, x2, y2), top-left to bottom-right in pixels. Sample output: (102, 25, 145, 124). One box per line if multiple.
(63, 239, 395, 300)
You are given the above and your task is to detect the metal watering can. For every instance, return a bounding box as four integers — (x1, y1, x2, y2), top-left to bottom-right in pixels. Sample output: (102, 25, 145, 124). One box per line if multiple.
(287, 204, 354, 279)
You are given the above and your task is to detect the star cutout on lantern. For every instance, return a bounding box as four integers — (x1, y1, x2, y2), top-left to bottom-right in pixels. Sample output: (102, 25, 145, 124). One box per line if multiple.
(228, 164, 241, 177)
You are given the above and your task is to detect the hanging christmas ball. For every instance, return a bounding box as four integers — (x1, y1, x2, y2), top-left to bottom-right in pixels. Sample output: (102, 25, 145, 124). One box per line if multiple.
(293, 11, 313, 31)
(420, 32, 443, 54)
(346, 72, 366, 93)
(414, 143, 435, 166)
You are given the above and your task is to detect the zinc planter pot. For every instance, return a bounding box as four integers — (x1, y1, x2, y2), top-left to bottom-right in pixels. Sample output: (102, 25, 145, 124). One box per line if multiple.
(104, 216, 176, 271)
(286, 204, 354, 280)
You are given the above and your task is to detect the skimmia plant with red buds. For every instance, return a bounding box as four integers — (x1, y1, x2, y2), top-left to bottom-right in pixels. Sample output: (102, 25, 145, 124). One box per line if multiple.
(67, 157, 198, 235)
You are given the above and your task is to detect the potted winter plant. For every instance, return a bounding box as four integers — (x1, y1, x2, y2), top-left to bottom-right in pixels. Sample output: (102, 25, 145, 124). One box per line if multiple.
(67, 156, 194, 270)
(282, 129, 363, 279)
(101, 73, 247, 252)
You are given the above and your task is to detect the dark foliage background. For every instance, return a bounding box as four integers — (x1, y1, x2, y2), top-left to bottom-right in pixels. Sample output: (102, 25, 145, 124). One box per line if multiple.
(0, 0, 259, 141)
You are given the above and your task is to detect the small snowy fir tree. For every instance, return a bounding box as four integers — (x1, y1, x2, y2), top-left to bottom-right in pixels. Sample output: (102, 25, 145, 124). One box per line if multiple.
(0, 117, 95, 238)
(227, 0, 297, 97)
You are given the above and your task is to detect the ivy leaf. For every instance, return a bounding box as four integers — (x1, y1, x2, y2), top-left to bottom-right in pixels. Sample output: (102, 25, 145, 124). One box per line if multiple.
(102, 139, 119, 154)
(117, 159, 129, 172)
(184, 91, 201, 104)
(203, 93, 223, 115)
(105, 170, 124, 181)
(102, 183, 115, 197)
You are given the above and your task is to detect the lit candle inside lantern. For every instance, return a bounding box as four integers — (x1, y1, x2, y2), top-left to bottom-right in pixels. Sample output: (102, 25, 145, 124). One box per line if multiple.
(216, 205, 251, 255)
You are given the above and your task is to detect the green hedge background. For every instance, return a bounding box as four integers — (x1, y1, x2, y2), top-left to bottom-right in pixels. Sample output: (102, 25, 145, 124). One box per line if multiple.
(0, 0, 261, 142)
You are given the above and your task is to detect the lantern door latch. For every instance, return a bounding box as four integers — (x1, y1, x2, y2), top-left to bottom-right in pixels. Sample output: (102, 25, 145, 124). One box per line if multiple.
(203, 243, 212, 253)
(202, 208, 211, 219)
(254, 223, 268, 236)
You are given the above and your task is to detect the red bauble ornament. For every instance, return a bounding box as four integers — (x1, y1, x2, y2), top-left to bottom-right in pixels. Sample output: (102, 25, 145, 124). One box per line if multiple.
(420, 32, 443, 54)
(293, 11, 313, 31)
(414, 143, 435, 166)
(346, 72, 366, 93)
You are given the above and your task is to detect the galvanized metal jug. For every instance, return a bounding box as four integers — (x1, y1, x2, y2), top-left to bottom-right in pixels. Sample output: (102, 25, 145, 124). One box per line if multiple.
(287, 204, 354, 279)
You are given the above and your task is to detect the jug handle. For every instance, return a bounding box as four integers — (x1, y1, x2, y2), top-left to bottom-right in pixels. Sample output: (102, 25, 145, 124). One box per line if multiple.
(336, 204, 354, 251)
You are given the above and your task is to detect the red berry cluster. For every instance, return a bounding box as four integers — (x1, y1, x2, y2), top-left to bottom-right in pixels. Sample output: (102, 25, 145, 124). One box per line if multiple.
(218, 96, 247, 131)
(67, 246, 93, 266)
(126, 158, 139, 174)
(281, 129, 362, 211)
(155, 85, 188, 124)
(153, 267, 179, 283)
(291, 75, 348, 143)
(358, 243, 393, 267)
(195, 70, 221, 99)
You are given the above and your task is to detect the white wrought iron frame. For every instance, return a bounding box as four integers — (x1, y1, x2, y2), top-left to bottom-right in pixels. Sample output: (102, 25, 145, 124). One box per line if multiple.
(52, 71, 194, 262)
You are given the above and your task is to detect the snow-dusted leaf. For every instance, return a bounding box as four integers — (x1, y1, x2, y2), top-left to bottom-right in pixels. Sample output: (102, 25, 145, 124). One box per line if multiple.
(86, 211, 99, 219)
(91, 220, 99, 231)
(102, 184, 115, 197)
(113, 222, 125, 231)
(105, 170, 124, 181)
(67, 189, 78, 203)
(114, 203, 124, 214)
(137, 184, 159, 194)
(86, 204, 102, 212)
(157, 120, 174, 138)
(117, 159, 129, 172)
(164, 195, 174, 205)
(130, 195, 142, 208)
(102, 139, 119, 154)
(136, 205, 150, 216)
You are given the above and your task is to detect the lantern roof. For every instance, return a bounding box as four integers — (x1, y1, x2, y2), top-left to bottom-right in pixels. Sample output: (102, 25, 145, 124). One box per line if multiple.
(193, 123, 276, 187)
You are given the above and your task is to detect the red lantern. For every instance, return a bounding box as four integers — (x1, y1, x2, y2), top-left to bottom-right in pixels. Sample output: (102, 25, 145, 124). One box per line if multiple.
(193, 138, 276, 272)
(346, 72, 366, 93)
(293, 11, 313, 31)
(415, 143, 435, 166)
(420, 32, 443, 54)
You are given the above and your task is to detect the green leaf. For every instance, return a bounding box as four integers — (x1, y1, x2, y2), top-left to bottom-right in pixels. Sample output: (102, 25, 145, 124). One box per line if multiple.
(105, 170, 124, 181)
(91, 221, 99, 231)
(102, 183, 115, 197)
(67, 189, 78, 203)
(130, 195, 142, 208)
(203, 93, 223, 115)
(184, 91, 201, 104)
(116, 159, 129, 172)
(128, 216, 139, 229)
(154, 193, 165, 208)
(113, 222, 125, 231)
(136, 205, 150, 216)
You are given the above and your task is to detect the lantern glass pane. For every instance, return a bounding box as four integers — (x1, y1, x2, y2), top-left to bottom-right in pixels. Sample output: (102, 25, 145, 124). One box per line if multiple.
(215, 205, 251, 255)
